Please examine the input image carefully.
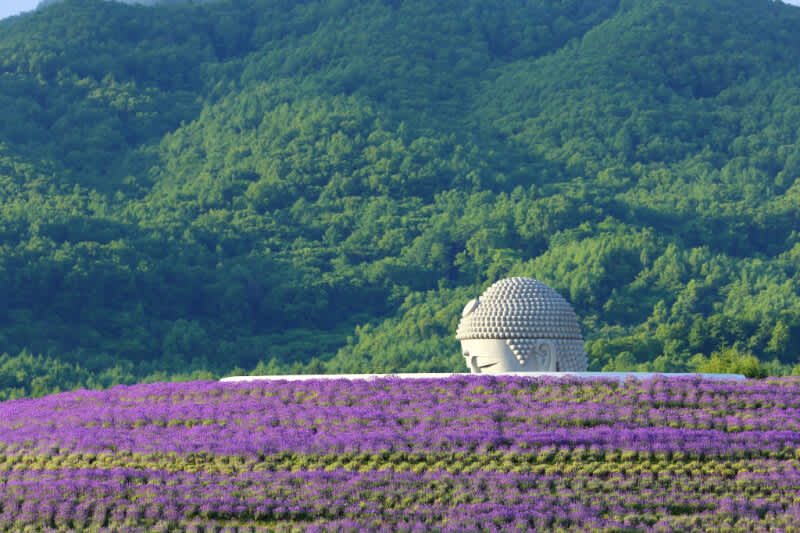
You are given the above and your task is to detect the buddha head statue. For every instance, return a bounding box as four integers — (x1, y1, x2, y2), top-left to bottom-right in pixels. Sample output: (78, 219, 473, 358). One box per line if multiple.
(455, 277, 587, 373)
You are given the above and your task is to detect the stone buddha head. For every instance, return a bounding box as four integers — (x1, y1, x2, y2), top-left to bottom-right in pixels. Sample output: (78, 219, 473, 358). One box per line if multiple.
(455, 277, 587, 373)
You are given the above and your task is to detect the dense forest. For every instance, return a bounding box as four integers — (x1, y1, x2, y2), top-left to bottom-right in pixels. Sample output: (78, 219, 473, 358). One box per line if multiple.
(1, 0, 800, 399)
(36, 0, 198, 10)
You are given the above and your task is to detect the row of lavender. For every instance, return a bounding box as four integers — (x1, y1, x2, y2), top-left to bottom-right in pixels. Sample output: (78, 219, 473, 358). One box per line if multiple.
(1, 375, 799, 531)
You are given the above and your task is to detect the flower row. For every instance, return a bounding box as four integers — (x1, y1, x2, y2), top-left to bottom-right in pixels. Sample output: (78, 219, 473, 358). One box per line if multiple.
(1, 465, 798, 532)
(2, 377, 800, 458)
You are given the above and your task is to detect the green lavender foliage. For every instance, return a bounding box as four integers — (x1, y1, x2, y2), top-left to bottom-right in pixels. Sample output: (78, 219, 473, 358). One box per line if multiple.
(1, 0, 800, 396)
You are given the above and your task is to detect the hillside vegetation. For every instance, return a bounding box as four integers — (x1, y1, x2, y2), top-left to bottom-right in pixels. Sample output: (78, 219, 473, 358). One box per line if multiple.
(1, 0, 800, 397)
(36, 0, 196, 9)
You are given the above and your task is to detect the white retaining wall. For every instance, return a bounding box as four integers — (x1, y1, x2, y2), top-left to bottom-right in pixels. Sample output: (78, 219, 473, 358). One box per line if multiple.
(221, 372, 746, 382)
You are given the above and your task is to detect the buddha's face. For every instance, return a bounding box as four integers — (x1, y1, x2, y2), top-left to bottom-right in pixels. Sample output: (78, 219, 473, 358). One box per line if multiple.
(460, 338, 557, 373)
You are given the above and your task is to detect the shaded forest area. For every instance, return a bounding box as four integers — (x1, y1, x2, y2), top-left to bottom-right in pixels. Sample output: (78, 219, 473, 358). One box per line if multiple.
(1, 0, 800, 398)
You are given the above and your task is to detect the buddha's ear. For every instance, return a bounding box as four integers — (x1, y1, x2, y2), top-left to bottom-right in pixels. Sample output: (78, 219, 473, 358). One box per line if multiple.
(468, 355, 481, 374)
(461, 298, 479, 317)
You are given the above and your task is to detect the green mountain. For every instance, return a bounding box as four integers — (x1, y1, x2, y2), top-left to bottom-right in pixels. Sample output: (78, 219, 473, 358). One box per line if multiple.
(1, 0, 799, 398)
(37, 0, 200, 9)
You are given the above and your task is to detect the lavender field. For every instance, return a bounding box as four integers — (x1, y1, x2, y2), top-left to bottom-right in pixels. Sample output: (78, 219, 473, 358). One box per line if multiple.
(1, 375, 799, 532)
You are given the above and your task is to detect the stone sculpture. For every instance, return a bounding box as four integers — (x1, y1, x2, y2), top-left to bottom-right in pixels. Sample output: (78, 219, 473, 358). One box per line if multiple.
(456, 277, 587, 373)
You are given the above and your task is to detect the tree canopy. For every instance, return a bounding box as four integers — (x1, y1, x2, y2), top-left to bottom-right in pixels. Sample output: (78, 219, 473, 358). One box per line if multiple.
(1, 0, 800, 398)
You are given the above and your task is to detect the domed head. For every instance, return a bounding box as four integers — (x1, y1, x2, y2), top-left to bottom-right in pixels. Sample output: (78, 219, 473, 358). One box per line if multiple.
(455, 277, 587, 373)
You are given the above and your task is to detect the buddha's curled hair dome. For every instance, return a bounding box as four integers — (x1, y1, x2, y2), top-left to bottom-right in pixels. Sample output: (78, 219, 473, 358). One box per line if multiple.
(456, 277, 587, 371)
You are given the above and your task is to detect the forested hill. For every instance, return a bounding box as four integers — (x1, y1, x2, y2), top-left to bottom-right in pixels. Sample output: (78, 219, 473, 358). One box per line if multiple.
(36, 0, 197, 9)
(1, 0, 800, 398)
